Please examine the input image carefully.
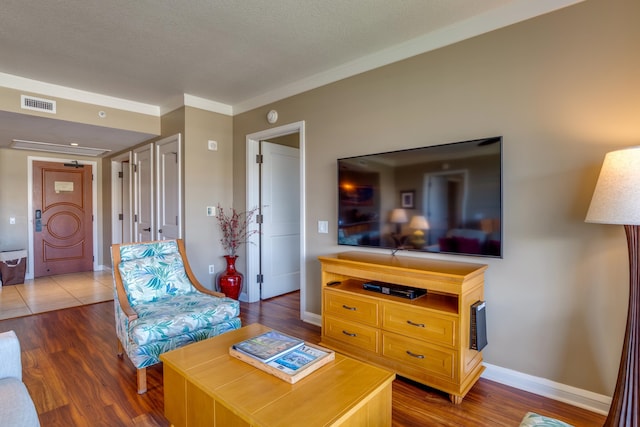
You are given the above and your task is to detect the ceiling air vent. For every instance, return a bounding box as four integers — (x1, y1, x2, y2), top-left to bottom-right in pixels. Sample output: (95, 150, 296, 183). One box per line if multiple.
(21, 95, 56, 114)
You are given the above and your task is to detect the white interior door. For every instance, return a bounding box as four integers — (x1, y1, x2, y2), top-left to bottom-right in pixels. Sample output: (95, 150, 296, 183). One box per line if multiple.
(111, 153, 132, 245)
(260, 141, 300, 299)
(156, 134, 182, 240)
(134, 143, 154, 242)
(122, 160, 132, 243)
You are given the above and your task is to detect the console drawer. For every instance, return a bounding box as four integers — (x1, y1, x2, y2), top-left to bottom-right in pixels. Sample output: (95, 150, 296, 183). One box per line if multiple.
(324, 291, 379, 326)
(382, 302, 456, 347)
(382, 332, 457, 380)
(324, 315, 379, 353)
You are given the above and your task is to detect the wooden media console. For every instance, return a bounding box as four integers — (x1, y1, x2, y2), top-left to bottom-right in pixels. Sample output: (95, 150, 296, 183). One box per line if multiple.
(319, 251, 487, 403)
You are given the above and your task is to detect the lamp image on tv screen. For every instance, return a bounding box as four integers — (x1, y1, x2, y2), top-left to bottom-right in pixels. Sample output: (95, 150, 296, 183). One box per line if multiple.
(337, 137, 502, 258)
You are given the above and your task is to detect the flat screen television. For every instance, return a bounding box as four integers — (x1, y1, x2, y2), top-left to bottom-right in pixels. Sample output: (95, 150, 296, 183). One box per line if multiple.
(337, 136, 502, 258)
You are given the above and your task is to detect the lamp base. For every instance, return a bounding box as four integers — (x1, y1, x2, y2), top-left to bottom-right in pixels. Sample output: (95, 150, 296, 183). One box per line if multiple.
(604, 224, 640, 426)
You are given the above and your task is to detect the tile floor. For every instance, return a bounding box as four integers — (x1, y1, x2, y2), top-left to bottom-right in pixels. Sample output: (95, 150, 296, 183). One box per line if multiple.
(0, 270, 113, 320)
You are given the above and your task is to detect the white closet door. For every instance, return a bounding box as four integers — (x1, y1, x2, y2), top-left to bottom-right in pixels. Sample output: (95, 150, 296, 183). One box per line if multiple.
(122, 158, 133, 243)
(156, 134, 182, 240)
(260, 141, 300, 299)
(134, 143, 154, 242)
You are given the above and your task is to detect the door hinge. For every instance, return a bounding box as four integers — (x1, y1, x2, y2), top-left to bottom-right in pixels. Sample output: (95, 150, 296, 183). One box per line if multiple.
(133, 164, 137, 173)
(176, 216, 179, 225)
(118, 213, 123, 220)
(256, 154, 263, 164)
(256, 214, 263, 224)
(118, 171, 123, 178)
(257, 274, 264, 284)
(134, 214, 138, 222)
(92, 215, 94, 221)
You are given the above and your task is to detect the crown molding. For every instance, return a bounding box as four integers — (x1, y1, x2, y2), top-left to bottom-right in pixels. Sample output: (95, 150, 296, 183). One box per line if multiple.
(0, 0, 584, 117)
(232, 0, 585, 114)
(0, 72, 160, 116)
(183, 94, 233, 116)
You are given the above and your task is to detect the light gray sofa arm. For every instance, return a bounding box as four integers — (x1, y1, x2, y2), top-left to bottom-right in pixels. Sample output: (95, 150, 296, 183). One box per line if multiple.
(0, 330, 22, 380)
(0, 330, 40, 427)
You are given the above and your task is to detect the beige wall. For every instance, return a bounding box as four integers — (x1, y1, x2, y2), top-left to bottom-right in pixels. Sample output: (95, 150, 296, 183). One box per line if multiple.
(0, 87, 158, 135)
(100, 108, 185, 263)
(101, 105, 234, 290)
(183, 106, 234, 287)
(0, 148, 32, 251)
(0, 148, 103, 273)
(0, 89, 161, 269)
(0, 0, 636, 400)
(233, 0, 639, 396)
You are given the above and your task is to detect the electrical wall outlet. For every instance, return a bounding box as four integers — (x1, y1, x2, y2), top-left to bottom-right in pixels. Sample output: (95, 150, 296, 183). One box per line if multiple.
(209, 265, 215, 274)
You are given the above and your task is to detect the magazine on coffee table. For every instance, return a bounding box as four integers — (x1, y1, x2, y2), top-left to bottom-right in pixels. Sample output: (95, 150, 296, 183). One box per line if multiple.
(231, 329, 304, 363)
(230, 330, 335, 383)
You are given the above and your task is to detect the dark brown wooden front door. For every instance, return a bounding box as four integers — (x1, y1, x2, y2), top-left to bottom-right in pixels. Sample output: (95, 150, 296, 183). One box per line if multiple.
(33, 160, 93, 277)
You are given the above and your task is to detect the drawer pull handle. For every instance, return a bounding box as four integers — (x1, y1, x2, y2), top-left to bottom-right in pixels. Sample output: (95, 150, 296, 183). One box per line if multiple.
(342, 304, 357, 311)
(406, 320, 425, 328)
(342, 330, 357, 337)
(406, 350, 425, 359)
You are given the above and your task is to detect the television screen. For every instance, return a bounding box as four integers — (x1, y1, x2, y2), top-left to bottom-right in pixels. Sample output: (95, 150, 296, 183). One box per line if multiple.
(337, 137, 502, 258)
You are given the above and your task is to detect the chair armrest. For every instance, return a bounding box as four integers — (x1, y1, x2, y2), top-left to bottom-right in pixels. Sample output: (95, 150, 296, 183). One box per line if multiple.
(111, 243, 139, 321)
(197, 287, 226, 298)
(0, 330, 23, 380)
(177, 239, 227, 298)
(115, 282, 139, 320)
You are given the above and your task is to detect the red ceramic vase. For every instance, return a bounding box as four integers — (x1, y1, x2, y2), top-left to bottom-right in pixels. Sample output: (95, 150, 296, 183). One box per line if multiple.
(218, 255, 243, 300)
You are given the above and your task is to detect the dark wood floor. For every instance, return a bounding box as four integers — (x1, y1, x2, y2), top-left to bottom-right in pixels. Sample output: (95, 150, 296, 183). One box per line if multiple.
(0, 292, 604, 426)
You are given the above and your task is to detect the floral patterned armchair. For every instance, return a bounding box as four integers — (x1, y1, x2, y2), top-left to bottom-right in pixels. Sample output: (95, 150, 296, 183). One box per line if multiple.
(111, 239, 241, 394)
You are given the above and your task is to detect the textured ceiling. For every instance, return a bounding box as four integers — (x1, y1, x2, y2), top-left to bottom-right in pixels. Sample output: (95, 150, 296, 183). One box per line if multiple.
(0, 0, 582, 154)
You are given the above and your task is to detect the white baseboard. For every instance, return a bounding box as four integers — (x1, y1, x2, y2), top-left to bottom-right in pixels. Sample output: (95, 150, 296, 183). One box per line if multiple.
(301, 318, 609, 415)
(302, 311, 321, 327)
(24, 264, 111, 281)
(482, 363, 610, 415)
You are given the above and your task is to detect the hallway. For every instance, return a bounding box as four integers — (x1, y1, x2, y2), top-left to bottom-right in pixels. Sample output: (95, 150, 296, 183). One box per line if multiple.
(0, 270, 112, 320)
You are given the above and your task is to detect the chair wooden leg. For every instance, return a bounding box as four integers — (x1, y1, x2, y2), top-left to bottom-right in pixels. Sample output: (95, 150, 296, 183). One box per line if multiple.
(137, 368, 147, 394)
(117, 340, 124, 358)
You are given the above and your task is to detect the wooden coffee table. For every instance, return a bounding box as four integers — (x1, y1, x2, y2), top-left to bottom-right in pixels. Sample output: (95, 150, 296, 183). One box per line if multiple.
(160, 323, 395, 427)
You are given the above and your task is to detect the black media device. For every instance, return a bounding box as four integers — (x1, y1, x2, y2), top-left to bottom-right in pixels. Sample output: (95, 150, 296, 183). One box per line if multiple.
(362, 281, 426, 300)
(470, 300, 488, 351)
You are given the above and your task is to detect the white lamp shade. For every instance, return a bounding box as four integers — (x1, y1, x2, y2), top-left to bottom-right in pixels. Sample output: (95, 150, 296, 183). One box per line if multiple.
(409, 215, 430, 230)
(586, 146, 640, 225)
(390, 208, 408, 224)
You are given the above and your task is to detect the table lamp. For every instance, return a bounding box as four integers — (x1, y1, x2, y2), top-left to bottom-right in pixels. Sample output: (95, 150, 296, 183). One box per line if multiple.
(408, 215, 430, 248)
(390, 208, 408, 235)
(585, 146, 640, 426)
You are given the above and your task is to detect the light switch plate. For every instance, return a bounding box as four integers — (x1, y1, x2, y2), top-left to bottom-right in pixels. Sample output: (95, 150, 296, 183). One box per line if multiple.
(206, 206, 216, 217)
(318, 220, 329, 234)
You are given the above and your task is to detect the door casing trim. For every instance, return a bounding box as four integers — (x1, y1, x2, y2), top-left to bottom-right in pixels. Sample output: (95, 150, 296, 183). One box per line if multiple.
(27, 156, 99, 279)
(111, 152, 132, 245)
(245, 121, 306, 317)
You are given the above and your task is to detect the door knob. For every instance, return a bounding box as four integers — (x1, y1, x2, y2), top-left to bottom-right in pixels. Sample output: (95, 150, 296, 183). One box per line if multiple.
(143, 227, 151, 232)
